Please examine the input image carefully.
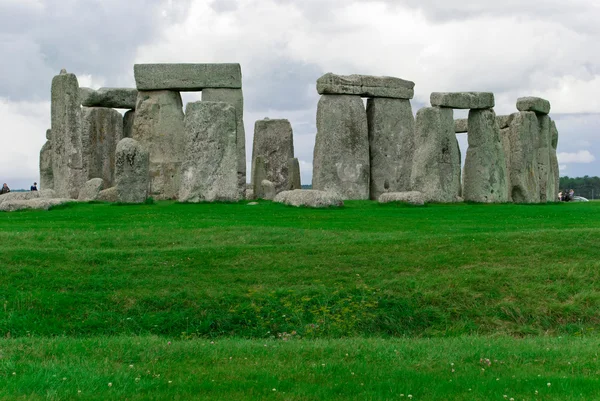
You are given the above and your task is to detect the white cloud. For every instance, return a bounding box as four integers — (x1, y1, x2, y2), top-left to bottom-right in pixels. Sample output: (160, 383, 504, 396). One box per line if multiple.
(558, 150, 596, 164)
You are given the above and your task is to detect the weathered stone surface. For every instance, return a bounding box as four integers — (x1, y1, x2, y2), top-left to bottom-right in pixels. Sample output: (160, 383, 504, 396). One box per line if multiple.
(536, 115, 552, 202)
(261, 180, 276, 201)
(410, 107, 461, 203)
(496, 114, 516, 129)
(179, 101, 239, 202)
(245, 187, 255, 201)
(288, 158, 302, 190)
(97, 186, 118, 202)
(312, 95, 370, 200)
(317, 73, 415, 99)
(46, 129, 52, 140)
(454, 118, 468, 133)
(548, 120, 560, 202)
(430, 92, 495, 109)
(517, 97, 551, 115)
(51, 70, 85, 199)
(251, 119, 294, 194)
(134, 63, 242, 91)
(274, 190, 343, 208)
(462, 109, 509, 203)
(0, 198, 73, 212)
(81, 107, 124, 187)
(132, 90, 185, 200)
(500, 127, 512, 202)
(507, 111, 540, 203)
(0, 189, 56, 206)
(78, 178, 104, 201)
(40, 140, 54, 190)
(80, 87, 138, 109)
(202, 88, 246, 195)
(123, 110, 135, 138)
(115, 138, 150, 203)
(252, 156, 268, 199)
(367, 98, 415, 199)
(378, 191, 425, 205)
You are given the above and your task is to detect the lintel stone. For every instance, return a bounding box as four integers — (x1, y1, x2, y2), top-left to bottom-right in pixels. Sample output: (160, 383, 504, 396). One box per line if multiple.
(317, 73, 415, 99)
(431, 92, 495, 109)
(134, 63, 242, 91)
(80, 87, 138, 109)
(516, 97, 551, 115)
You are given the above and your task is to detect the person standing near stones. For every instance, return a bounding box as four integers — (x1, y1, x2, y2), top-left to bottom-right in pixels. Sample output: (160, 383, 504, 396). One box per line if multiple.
(1, 183, 10, 194)
(30, 182, 38, 191)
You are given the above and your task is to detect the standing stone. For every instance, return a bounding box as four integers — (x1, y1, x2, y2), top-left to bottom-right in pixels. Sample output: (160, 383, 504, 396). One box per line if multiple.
(367, 98, 415, 200)
(312, 95, 370, 200)
(115, 138, 149, 203)
(123, 110, 135, 138)
(500, 127, 512, 202)
(454, 119, 468, 133)
(51, 70, 85, 198)
(81, 107, 124, 188)
(202, 88, 246, 196)
(288, 158, 302, 190)
(179, 101, 239, 202)
(261, 180, 276, 201)
(410, 107, 461, 203)
(39, 140, 54, 190)
(251, 119, 295, 194)
(548, 120, 560, 202)
(132, 90, 185, 200)
(507, 112, 539, 203)
(252, 156, 268, 199)
(536, 115, 552, 202)
(463, 109, 508, 203)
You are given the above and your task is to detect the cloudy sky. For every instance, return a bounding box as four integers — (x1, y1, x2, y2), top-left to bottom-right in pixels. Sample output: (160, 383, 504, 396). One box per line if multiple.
(1, 0, 599, 189)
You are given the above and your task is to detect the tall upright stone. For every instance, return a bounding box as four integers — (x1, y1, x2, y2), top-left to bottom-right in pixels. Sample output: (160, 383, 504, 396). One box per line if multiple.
(202, 88, 246, 195)
(288, 158, 302, 190)
(81, 107, 124, 187)
(251, 119, 295, 194)
(536, 115, 552, 202)
(410, 107, 461, 203)
(39, 134, 54, 190)
(132, 90, 185, 200)
(367, 98, 415, 200)
(179, 101, 239, 202)
(252, 156, 268, 199)
(499, 127, 512, 202)
(507, 112, 539, 203)
(312, 95, 370, 200)
(50, 70, 85, 198)
(115, 138, 149, 203)
(123, 110, 135, 138)
(548, 120, 560, 201)
(463, 109, 508, 203)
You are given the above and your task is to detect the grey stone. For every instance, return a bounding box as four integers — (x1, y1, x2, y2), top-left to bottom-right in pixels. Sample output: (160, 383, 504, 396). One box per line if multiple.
(454, 118, 468, 133)
(46, 129, 52, 140)
(0, 189, 56, 206)
(317, 73, 414, 99)
(78, 178, 104, 201)
(261, 180, 276, 201)
(132, 90, 185, 200)
(312, 95, 370, 200)
(251, 119, 294, 194)
(274, 189, 343, 208)
(134, 63, 242, 91)
(430, 92, 495, 109)
(496, 114, 516, 130)
(288, 158, 302, 190)
(252, 156, 268, 199)
(80, 87, 138, 109)
(378, 191, 425, 205)
(123, 110, 135, 138)
(81, 107, 124, 187)
(517, 97, 551, 115)
(202, 88, 246, 196)
(179, 101, 239, 202)
(0, 198, 73, 212)
(507, 111, 540, 203)
(39, 140, 54, 190)
(499, 127, 512, 201)
(410, 107, 461, 203)
(548, 120, 560, 202)
(367, 98, 415, 199)
(462, 109, 509, 203)
(51, 71, 85, 199)
(245, 188, 255, 201)
(115, 138, 150, 203)
(97, 186, 119, 202)
(536, 115, 552, 202)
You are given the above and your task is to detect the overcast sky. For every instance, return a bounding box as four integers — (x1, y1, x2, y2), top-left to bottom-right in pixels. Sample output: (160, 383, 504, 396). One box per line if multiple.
(1, 0, 599, 189)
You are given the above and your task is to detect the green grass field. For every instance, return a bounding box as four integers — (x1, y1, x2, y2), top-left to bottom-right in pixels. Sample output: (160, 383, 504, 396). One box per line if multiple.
(1, 200, 599, 400)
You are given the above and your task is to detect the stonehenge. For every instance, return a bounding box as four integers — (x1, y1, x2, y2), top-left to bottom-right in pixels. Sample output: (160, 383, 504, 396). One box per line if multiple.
(115, 138, 150, 203)
(252, 119, 295, 195)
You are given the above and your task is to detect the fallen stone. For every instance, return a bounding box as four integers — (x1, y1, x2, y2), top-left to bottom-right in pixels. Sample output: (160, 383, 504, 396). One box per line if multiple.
(462, 109, 509, 203)
(0, 189, 56, 206)
(115, 138, 150, 203)
(97, 186, 119, 202)
(0, 198, 74, 212)
(517, 97, 551, 115)
(367, 98, 415, 199)
(288, 158, 302, 190)
(252, 156, 268, 199)
(312, 95, 370, 200)
(410, 107, 462, 203)
(134, 63, 242, 91)
(80, 87, 138, 109)
(431, 92, 495, 109)
(548, 120, 560, 202)
(537, 115, 552, 202)
(78, 178, 104, 201)
(378, 191, 425, 205)
(274, 190, 343, 208)
(251, 118, 295, 194)
(507, 111, 540, 203)
(454, 118, 468, 133)
(261, 180, 276, 201)
(123, 110, 135, 138)
(202, 88, 246, 196)
(132, 90, 185, 200)
(81, 107, 124, 187)
(39, 140, 54, 190)
(179, 101, 239, 202)
(317, 73, 414, 99)
(247, 202, 259, 206)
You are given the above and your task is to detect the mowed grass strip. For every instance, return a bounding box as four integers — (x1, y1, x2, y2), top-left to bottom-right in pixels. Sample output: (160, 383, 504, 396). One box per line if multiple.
(1, 201, 599, 337)
(1, 336, 599, 400)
